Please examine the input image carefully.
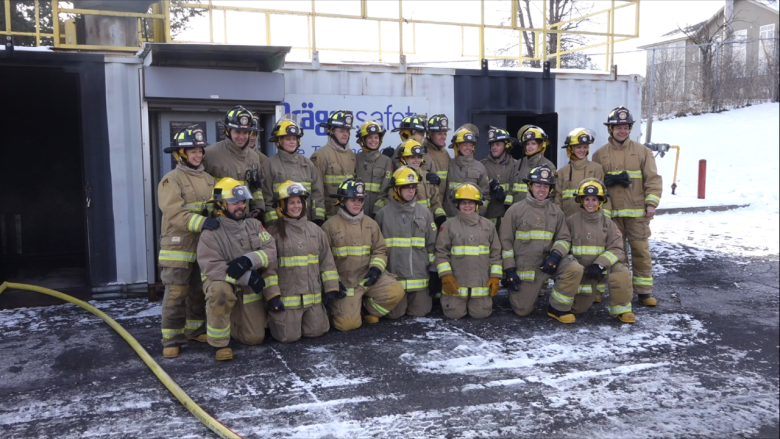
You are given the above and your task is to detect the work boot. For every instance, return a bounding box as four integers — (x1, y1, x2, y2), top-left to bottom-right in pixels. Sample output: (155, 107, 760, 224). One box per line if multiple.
(617, 312, 636, 323)
(638, 294, 657, 306)
(215, 347, 233, 361)
(163, 346, 179, 358)
(363, 315, 380, 324)
(594, 294, 603, 303)
(547, 305, 576, 324)
(188, 333, 207, 343)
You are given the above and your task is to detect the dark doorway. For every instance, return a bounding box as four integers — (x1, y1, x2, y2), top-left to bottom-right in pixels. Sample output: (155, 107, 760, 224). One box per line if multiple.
(470, 111, 559, 167)
(0, 67, 88, 292)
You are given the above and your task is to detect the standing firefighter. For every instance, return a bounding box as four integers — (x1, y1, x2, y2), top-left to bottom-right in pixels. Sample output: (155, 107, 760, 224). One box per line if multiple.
(398, 139, 447, 226)
(197, 178, 277, 360)
(566, 179, 635, 323)
(386, 114, 443, 188)
(158, 126, 218, 359)
(509, 125, 556, 204)
(203, 106, 266, 219)
(422, 114, 451, 204)
(444, 127, 490, 217)
(321, 179, 405, 330)
(311, 110, 357, 218)
(592, 106, 662, 306)
(376, 167, 438, 318)
(554, 128, 611, 219)
(261, 115, 326, 225)
(250, 115, 268, 165)
(355, 120, 393, 217)
(500, 165, 584, 324)
(435, 184, 503, 320)
(265, 181, 340, 342)
(481, 126, 517, 227)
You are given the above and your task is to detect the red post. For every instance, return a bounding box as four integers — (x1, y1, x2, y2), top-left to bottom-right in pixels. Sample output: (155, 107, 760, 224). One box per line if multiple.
(698, 159, 707, 199)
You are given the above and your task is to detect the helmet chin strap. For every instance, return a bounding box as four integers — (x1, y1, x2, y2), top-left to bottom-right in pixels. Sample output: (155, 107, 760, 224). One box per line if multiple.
(329, 130, 349, 148)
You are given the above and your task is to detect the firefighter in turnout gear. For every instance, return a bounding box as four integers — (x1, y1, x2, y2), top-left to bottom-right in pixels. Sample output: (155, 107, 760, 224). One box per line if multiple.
(375, 167, 438, 318)
(385, 114, 426, 165)
(250, 116, 268, 165)
(592, 106, 662, 306)
(509, 125, 556, 205)
(422, 114, 451, 206)
(203, 106, 266, 219)
(435, 184, 502, 319)
(398, 140, 447, 225)
(481, 126, 518, 228)
(265, 181, 340, 342)
(444, 127, 491, 217)
(355, 120, 393, 217)
(566, 179, 635, 323)
(261, 115, 326, 225)
(196, 178, 277, 360)
(321, 179, 405, 330)
(554, 128, 611, 219)
(311, 110, 358, 218)
(499, 165, 584, 323)
(158, 127, 217, 359)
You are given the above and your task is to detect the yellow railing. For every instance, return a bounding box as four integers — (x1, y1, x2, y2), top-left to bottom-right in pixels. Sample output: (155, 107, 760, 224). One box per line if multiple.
(1, 0, 639, 70)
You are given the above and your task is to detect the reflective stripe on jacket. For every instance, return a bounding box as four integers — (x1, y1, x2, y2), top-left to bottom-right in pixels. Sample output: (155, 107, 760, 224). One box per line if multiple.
(356, 150, 393, 217)
(481, 153, 518, 219)
(435, 211, 502, 291)
(444, 155, 491, 217)
(509, 153, 556, 205)
(554, 159, 612, 218)
(202, 138, 266, 214)
(310, 137, 357, 218)
(261, 151, 326, 223)
(321, 211, 387, 288)
(565, 210, 624, 269)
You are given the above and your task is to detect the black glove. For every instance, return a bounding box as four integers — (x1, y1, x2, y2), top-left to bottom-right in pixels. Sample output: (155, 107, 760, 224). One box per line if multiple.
(489, 179, 501, 193)
(381, 146, 396, 158)
(428, 272, 442, 297)
(605, 171, 630, 188)
(362, 267, 381, 287)
(322, 290, 344, 306)
(585, 264, 606, 281)
(202, 217, 220, 231)
(244, 168, 261, 191)
(247, 271, 265, 293)
(504, 268, 521, 292)
(541, 252, 563, 275)
(337, 281, 348, 299)
(313, 218, 325, 227)
(226, 256, 252, 280)
(267, 296, 285, 312)
(426, 171, 441, 186)
(435, 215, 447, 229)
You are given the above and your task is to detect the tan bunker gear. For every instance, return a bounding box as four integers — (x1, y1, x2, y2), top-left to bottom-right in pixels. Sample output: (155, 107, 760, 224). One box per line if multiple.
(203, 138, 266, 216)
(311, 137, 357, 218)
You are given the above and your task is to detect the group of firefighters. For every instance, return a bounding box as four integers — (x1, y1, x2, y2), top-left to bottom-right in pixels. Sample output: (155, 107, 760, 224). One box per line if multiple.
(157, 105, 662, 361)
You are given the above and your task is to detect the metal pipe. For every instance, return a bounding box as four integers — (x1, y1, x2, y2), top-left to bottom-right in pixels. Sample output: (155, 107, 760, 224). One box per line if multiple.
(698, 160, 707, 199)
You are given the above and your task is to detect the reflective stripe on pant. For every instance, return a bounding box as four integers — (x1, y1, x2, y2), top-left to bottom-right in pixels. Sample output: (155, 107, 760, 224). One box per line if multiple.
(508, 255, 582, 316)
(328, 272, 404, 331)
(387, 288, 431, 319)
(267, 303, 329, 343)
(160, 265, 206, 347)
(571, 262, 633, 316)
(612, 216, 654, 296)
(441, 290, 493, 320)
(204, 280, 266, 348)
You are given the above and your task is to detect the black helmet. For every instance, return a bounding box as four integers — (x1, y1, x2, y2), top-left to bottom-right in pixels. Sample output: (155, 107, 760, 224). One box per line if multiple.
(522, 165, 557, 186)
(319, 110, 355, 130)
(487, 126, 512, 146)
(164, 126, 207, 153)
(224, 106, 257, 132)
(604, 106, 635, 126)
(427, 114, 451, 132)
(330, 178, 368, 200)
(391, 114, 427, 133)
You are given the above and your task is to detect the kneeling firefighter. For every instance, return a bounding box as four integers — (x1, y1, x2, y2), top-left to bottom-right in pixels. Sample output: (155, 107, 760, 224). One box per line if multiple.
(321, 178, 405, 330)
(197, 178, 277, 360)
(265, 181, 341, 342)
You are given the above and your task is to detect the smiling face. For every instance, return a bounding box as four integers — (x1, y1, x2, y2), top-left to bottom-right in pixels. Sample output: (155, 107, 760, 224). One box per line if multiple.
(287, 196, 304, 217)
(525, 139, 540, 155)
(333, 127, 351, 144)
(345, 198, 364, 215)
(573, 144, 589, 160)
(281, 135, 299, 153)
(457, 200, 477, 214)
(582, 195, 600, 212)
(458, 142, 475, 156)
(227, 200, 246, 217)
(184, 147, 204, 166)
(364, 133, 381, 150)
(612, 124, 630, 142)
(230, 129, 250, 148)
(430, 131, 447, 148)
(530, 182, 551, 200)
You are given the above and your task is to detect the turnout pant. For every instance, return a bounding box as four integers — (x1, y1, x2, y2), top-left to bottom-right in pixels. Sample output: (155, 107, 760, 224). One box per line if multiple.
(387, 288, 431, 319)
(509, 255, 583, 316)
(571, 262, 633, 317)
(441, 290, 493, 320)
(160, 265, 206, 347)
(612, 216, 654, 297)
(329, 272, 404, 331)
(267, 303, 330, 343)
(204, 280, 266, 348)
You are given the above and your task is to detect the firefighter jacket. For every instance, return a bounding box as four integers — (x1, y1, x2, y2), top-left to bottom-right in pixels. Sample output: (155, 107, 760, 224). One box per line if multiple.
(321, 208, 388, 293)
(554, 159, 612, 218)
(509, 153, 556, 205)
(444, 155, 491, 217)
(265, 217, 340, 309)
(253, 148, 268, 165)
(408, 165, 446, 220)
(261, 150, 326, 223)
(203, 139, 266, 214)
(311, 137, 357, 217)
(197, 216, 278, 303)
(423, 138, 450, 200)
(565, 210, 624, 270)
(500, 195, 572, 282)
(157, 164, 216, 268)
(434, 211, 503, 297)
(591, 138, 663, 217)
(356, 150, 393, 216)
(481, 154, 518, 219)
(374, 197, 437, 291)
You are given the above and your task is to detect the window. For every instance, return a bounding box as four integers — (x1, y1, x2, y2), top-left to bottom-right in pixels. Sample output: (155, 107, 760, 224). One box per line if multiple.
(732, 29, 748, 76)
(759, 24, 775, 75)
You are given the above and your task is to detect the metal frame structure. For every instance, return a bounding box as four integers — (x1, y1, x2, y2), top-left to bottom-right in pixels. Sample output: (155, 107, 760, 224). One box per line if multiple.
(2, 0, 638, 71)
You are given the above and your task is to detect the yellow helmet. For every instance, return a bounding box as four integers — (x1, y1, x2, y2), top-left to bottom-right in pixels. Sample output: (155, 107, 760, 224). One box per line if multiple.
(574, 178, 607, 211)
(391, 166, 420, 202)
(448, 127, 478, 157)
(357, 120, 387, 151)
(398, 139, 426, 166)
(518, 125, 549, 155)
(212, 177, 253, 217)
(269, 118, 304, 146)
(274, 180, 309, 219)
(454, 183, 483, 206)
(562, 127, 596, 160)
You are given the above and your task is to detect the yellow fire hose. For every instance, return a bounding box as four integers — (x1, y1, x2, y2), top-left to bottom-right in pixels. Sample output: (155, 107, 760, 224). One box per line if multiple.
(0, 281, 243, 439)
